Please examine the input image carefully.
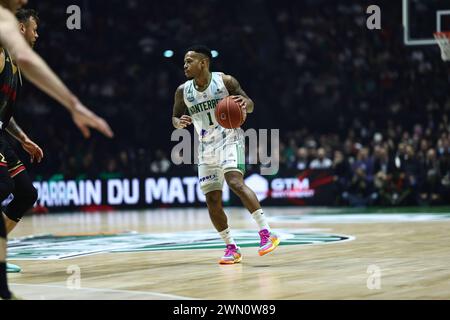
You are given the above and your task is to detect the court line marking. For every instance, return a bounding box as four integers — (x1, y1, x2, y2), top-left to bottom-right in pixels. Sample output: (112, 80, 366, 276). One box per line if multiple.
(8, 228, 353, 260)
(10, 283, 196, 300)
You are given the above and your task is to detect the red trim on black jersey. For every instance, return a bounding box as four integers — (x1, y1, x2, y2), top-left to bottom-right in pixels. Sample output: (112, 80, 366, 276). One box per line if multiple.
(9, 165, 26, 178)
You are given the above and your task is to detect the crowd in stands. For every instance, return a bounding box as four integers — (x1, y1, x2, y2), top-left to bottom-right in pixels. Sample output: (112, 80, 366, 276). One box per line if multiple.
(12, 0, 449, 206)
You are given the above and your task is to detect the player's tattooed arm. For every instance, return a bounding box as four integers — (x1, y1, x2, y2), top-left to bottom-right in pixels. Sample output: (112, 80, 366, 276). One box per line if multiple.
(6, 117, 43, 163)
(172, 85, 192, 129)
(222, 74, 254, 113)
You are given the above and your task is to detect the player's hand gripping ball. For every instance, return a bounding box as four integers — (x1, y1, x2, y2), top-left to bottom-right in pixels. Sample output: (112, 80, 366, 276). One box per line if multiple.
(215, 95, 247, 129)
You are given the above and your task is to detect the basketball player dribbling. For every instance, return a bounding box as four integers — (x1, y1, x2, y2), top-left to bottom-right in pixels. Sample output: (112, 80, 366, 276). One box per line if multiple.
(0, 0, 113, 300)
(172, 45, 280, 265)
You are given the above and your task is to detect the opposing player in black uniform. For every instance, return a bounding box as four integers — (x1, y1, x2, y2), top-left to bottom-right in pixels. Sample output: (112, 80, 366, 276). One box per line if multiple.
(0, 9, 44, 235)
(0, 0, 113, 300)
(1, 9, 44, 276)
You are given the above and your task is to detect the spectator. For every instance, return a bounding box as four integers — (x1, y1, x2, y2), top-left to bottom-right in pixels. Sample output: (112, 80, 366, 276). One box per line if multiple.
(418, 149, 442, 205)
(345, 163, 374, 207)
(296, 147, 309, 171)
(353, 147, 374, 183)
(310, 148, 332, 169)
(332, 150, 352, 203)
(150, 150, 171, 174)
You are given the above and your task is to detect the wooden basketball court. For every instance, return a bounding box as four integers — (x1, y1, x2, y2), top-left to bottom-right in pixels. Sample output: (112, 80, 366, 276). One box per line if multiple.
(6, 207, 450, 300)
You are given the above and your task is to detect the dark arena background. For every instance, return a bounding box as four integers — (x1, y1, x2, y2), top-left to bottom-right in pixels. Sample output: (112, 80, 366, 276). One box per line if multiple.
(2, 0, 450, 304)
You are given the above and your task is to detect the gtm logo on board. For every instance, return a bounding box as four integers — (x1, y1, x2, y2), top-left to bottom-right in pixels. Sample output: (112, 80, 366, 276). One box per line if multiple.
(244, 174, 314, 202)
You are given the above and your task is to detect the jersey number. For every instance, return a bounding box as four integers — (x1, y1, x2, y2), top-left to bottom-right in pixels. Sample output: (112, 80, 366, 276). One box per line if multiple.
(207, 112, 214, 126)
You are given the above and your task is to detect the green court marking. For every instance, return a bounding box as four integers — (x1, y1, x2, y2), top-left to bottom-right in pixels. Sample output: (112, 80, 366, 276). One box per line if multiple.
(319, 207, 450, 215)
(269, 212, 450, 224)
(7, 229, 353, 260)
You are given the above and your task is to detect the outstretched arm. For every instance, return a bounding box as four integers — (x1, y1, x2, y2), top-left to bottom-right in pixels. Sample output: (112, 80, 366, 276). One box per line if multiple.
(222, 74, 254, 113)
(172, 85, 192, 129)
(6, 118, 43, 163)
(0, 6, 113, 139)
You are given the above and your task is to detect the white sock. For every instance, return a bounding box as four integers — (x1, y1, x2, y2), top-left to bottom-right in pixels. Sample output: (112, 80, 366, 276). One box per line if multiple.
(251, 209, 271, 231)
(219, 228, 236, 246)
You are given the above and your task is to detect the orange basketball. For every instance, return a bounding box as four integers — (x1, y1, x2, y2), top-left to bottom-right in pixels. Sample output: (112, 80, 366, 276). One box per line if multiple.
(215, 96, 246, 129)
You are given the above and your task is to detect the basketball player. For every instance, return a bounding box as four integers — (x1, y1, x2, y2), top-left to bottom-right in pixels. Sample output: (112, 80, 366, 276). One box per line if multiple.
(1, 8, 43, 275)
(0, 9, 44, 235)
(0, 0, 113, 300)
(17, 8, 38, 48)
(172, 45, 280, 264)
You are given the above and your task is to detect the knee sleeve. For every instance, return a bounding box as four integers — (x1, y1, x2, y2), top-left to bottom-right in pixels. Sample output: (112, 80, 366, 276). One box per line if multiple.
(0, 211, 6, 239)
(4, 173, 38, 223)
(0, 178, 14, 202)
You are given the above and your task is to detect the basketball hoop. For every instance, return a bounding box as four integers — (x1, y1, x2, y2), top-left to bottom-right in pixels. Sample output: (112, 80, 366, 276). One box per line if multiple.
(434, 32, 450, 61)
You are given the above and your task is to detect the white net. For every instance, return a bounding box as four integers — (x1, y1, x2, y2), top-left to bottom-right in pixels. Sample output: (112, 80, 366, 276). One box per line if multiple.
(434, 32, 450, 61)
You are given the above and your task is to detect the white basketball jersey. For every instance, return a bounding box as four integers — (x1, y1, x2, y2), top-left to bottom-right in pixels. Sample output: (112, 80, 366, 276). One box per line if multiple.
(183, 72, 231, 141)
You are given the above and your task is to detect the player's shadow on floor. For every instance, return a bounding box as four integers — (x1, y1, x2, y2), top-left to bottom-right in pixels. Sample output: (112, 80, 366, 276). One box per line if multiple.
(251, 264, 272, 268)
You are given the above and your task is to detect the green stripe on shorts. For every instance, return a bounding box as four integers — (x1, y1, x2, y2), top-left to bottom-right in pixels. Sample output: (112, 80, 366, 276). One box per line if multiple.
(237, 144, 246, 174)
